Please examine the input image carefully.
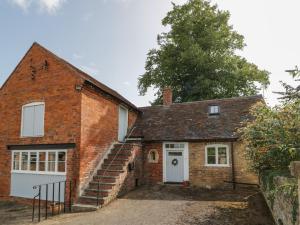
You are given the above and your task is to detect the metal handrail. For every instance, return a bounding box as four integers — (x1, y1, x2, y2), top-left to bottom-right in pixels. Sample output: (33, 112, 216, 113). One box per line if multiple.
(32, 179, 76, 222)
(96, 126, 137, 206)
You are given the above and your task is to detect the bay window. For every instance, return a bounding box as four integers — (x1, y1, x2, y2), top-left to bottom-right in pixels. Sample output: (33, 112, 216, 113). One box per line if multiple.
(12, 150, 67, 174)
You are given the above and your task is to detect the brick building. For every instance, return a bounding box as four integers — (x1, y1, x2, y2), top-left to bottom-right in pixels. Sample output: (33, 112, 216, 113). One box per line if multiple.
(0, 43, 259, 208)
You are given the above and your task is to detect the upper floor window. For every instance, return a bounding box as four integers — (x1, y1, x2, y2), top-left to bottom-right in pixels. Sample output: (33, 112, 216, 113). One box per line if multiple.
(21, 102, 45, 137)
(209, 105, 220, 115)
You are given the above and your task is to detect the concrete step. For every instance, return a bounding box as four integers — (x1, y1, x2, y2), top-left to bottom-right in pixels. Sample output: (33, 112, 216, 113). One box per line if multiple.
(104, 158, 127, 165)
(97, 169, 124, 176)
(84, 189, 110, 197)
(78, 196, 105, 206)
(93, 175, 117, 183)
(89, 182, 116, 190)
(101, 164, 124, 170)
(72, 204, 100, 212)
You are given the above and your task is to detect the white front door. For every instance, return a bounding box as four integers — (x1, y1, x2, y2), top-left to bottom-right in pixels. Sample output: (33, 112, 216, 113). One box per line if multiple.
(166, 151, 184, 182)
(163, 143, 189, 183)
(118, 106, 128, 142)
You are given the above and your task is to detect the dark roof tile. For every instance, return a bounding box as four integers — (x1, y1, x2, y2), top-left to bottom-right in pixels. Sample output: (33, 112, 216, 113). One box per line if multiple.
(131, 95, 263, 141)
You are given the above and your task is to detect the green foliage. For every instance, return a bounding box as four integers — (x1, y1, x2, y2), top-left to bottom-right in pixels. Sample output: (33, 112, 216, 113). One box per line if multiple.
(240, 101, 300, 173)
(138, 0, 270, 104)
(276, 66, 300, 102)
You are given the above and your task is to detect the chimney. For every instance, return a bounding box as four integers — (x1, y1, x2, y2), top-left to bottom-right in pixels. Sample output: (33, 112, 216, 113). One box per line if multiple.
(163, 87, 173, 106)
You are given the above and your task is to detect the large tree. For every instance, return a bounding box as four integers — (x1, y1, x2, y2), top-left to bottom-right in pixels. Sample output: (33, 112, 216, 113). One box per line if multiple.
(276, 67, 300, 102)
(138, 0, 270, 104)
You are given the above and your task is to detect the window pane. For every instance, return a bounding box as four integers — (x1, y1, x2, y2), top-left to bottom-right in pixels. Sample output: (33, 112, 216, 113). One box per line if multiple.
(22, 106, 34, 136)
(21, 152, 28, 170)
(207, 156, 216, 164)
(209, 106, 220, 114)
(58, 152, 66, 173)
(30, 152, 37, 171)
(218, 147, 227, 165)
(13, 152, 20, 170)
(207, 147, 216, 156)
(48, 152, 56, 172)
(168, 152, 182, 156)
(39, 152, 46, 172)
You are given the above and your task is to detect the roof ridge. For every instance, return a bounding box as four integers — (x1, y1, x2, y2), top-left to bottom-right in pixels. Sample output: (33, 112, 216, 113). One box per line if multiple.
(138, 95, 263, 109)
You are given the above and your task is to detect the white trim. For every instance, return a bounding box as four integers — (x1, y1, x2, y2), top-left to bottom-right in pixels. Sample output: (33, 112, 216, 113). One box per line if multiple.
(163, 142, 189, 182)
(20, 102, 45, 138)
(205, 144, 230, 167)
(11, 149, 67, 175)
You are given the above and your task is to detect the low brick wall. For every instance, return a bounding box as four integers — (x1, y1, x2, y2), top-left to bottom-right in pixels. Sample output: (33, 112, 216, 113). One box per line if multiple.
(261, 173, 299, 225)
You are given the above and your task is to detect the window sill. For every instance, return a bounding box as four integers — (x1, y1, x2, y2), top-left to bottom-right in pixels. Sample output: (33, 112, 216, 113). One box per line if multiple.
(20, 135, 44, 138)
(205, 164, 230, 168)
(11, 170, 66, 176)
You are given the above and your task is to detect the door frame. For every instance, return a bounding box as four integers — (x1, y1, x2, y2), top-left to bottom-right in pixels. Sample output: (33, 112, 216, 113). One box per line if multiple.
(163, 142, 189, 182)
(118, 105, 128, 142)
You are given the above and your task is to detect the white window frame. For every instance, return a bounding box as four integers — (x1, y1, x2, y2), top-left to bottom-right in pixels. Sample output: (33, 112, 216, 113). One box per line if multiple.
(163, 142, 189, 182)
(209, 105, 220, 115)
(21, 102, 45, 137)
(11, 150, 67, 175)
(205, 144, 230, 167)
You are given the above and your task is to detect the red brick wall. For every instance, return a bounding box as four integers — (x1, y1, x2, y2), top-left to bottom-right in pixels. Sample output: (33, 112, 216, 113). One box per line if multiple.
(79, 87, 138, 190)
(143, 142, 163, 184)
(0, 44, 82, 197)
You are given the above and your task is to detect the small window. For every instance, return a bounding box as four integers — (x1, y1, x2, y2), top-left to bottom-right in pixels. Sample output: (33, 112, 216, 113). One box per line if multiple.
(48, 152, 56, 172)
(21, 102, 45, 137)
(21, 152, 29, 170)
(209, 105, 220, 115)
(205, 144, 229, 166)
(148, 149, 159, 163)
(39, 152, 46, 171)
(29, 152, 37, 171)
(13, 152, 20, 170)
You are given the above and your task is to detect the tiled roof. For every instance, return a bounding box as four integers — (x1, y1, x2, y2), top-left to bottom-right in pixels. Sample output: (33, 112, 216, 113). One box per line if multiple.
(131, 95, 263, 141)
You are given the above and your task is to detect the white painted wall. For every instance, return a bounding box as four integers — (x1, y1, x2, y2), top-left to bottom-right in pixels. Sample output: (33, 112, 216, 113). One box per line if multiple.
(11, 173, 66, 200)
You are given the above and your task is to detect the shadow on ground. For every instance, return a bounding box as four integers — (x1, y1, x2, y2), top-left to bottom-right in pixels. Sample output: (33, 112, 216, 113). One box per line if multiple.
(121, 185, 275, 225)
(0, 201, 33, 225)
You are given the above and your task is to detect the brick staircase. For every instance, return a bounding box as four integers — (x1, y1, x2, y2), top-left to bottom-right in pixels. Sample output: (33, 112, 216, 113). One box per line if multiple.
(74, 142, 139, 210)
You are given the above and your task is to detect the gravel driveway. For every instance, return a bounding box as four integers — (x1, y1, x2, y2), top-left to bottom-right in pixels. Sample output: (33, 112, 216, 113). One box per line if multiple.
(37, 185, 274, 225)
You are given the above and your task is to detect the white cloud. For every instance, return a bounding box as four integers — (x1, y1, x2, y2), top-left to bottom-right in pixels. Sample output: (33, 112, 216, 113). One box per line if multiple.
(10, 0, 32, 11)
(72, 53, 83, 60)
(38, 0, 66, 14)
(9, 0, 66, 14)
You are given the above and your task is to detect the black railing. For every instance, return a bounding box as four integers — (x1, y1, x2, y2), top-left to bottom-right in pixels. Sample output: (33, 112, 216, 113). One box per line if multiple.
(32, 180, 76, 222)
(96, 127, 136, 206)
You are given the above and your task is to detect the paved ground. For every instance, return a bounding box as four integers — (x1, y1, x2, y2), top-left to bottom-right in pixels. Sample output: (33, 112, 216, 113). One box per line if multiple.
(0, 185, 275, 225)
(0, 200, 33, 225)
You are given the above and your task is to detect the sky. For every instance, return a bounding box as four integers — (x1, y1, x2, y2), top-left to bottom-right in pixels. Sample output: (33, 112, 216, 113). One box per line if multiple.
(0, 0, 299, 107)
